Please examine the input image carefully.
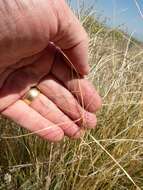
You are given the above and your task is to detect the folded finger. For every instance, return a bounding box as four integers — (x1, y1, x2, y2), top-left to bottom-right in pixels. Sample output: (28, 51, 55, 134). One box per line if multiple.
(51, 52, 102, 112)
(30, 93, 83, 139)
(2, 100, 64, 142)
(52, 0, 89, 75)
(38, 75, 97, 129)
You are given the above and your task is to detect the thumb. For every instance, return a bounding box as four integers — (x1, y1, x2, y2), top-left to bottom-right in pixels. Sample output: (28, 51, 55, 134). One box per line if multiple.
(52, 1, 89, 75)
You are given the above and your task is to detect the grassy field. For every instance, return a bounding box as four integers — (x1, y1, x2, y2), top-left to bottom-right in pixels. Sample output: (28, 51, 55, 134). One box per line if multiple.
(0, 4, 143, 190)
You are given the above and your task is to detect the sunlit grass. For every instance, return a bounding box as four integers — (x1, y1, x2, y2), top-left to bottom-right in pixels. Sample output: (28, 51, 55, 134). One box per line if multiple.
(0, 3, 143, 190)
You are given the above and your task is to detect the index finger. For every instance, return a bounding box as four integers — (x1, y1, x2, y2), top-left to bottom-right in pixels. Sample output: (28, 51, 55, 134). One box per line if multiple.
(51, 0, 89, 75)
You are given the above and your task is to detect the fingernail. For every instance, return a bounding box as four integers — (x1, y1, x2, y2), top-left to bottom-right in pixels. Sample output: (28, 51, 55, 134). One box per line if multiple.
(85, 112, 97, 128)
(44, 128, 64, 142)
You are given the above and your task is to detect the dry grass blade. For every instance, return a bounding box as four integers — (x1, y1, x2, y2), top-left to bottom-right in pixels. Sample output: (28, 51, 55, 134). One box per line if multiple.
(89, 134, 141, 190)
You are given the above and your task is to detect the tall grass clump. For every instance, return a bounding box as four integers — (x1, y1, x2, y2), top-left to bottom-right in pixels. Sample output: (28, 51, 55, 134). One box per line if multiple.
(0, 2, 143, 190)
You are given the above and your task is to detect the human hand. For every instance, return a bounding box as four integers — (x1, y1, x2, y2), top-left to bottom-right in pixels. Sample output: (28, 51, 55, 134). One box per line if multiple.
(0, 0, 102, 142)
(0, 0, 89, 77)
(1, 44, 102, 141)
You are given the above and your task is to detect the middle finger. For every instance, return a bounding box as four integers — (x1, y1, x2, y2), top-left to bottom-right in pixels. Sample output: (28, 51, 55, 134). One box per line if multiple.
(38, 75, 97, 129)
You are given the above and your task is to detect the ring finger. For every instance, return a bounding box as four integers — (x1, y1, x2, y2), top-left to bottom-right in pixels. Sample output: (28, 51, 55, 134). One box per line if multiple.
(30, 92, 84, 139)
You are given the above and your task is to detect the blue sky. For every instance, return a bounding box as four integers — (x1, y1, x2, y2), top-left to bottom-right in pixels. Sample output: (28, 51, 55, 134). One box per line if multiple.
(70, 0, 143, 41)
